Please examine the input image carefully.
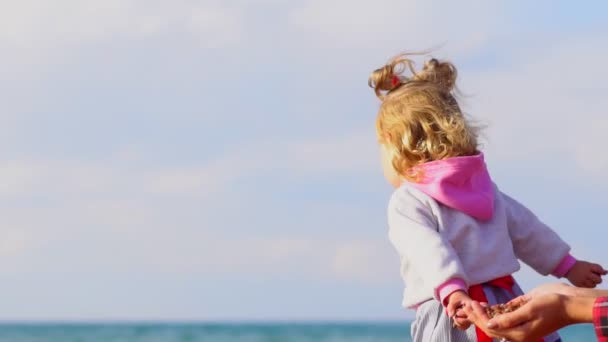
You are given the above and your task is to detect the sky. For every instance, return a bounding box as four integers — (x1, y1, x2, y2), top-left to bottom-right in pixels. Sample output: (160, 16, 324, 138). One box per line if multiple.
(0, 0, 607, 321)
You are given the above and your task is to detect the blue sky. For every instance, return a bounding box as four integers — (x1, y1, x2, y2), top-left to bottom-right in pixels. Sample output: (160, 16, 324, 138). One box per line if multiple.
(0, 0, 607, 321)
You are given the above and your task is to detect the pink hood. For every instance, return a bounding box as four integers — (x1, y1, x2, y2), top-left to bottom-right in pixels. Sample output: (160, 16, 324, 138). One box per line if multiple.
(407, 153, 495, 221)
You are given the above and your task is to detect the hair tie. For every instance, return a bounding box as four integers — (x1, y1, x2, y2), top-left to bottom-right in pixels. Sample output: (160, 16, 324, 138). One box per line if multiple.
(391, 75, 401, 87)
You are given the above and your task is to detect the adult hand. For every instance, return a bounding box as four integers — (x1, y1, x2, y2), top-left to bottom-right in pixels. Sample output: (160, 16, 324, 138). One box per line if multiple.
(464, 294, 593, 342)
(517, 282, 605, 302)
(527, 282, 579, 298)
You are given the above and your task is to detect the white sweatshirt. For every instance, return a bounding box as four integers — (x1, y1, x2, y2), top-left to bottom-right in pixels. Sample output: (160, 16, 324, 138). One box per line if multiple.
(387, 155, 573, 308)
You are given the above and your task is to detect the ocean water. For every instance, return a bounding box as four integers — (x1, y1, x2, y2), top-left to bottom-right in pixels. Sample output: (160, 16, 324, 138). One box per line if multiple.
(0, 322, 596, 341)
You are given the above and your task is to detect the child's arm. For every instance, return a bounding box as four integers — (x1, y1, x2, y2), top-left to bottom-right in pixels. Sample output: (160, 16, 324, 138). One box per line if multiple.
(502, 191, 606, 287)
(388, 188, 470, 306)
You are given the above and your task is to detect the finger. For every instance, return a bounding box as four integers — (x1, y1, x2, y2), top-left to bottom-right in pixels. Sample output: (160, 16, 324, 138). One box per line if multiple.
(463, 301, 489, 325)
(455, 309, 467, 319)
(591, 264, 608, 275)
(589, 273, 602, 284)
(490, 321, 535, 342)
(450, 302, 466, 318)
(447, 300, 460, 317)
(584, 279, 597, 288)
(454, 316, 470, 327)
(487, 307, 532, 330)
(579, 279, 594, 288)
(507, 295, 530, 307)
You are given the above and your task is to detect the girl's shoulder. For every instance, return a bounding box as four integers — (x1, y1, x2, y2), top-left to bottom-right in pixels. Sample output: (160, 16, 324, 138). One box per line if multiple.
(389, 182, 440, 213)
(387, 183, 442, 228)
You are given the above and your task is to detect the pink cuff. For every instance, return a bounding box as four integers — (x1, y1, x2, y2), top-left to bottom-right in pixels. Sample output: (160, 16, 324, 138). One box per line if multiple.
(436, 278, 468, 306)
(552, 254, 577, 278)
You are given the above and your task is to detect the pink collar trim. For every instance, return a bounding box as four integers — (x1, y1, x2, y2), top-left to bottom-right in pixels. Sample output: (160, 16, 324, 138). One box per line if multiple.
(406, 153, 494, 221)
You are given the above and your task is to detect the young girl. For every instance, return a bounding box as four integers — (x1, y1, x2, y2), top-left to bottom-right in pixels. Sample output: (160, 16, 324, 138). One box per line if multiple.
(369, 53, 607, 342)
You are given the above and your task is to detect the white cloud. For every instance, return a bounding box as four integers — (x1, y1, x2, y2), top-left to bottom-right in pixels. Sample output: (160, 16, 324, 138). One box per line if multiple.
(0, 0, 143, 46)
(189, 5, 242, 48)
(0, 160, 42, 195)
(0, 135, 382, 276)
(286, 131, 379, 176)
(0, 159, 127, 197)
(460, 35, 608, 185)
(0, 0, 242, 48)
(142, 163, 241, 196)
(141, 130, 379, 195)
(574, 119, 608, 178)
(195, 237, 397, 282)
(1, 185, 392, 279)
(332, 240, 396, 283)
(287, 0, 506, 56)
(0, 225, 33, 258)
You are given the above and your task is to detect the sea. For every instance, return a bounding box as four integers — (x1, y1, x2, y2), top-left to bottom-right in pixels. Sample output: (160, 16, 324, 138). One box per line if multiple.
(0, 322, 596, 341)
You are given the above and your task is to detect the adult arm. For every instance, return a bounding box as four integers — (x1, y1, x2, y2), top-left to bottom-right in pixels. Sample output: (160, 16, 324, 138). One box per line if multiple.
(464, 294, 595, 342)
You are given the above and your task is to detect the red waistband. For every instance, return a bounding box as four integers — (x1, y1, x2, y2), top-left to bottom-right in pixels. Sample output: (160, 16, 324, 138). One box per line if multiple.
(469, 275, 515, 300)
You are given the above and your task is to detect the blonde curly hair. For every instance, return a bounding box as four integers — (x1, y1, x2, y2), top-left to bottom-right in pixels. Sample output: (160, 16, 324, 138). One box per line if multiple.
(369, 53, 480, 181)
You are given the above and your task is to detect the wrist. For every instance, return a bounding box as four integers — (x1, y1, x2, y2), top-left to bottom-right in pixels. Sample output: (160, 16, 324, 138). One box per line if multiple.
(564, 295, 594, 324)
(438, 278, 468, 306)
(573, 287, 605, 298)
(565, 267, 577, 281)
(592, 289, 608, 297)
(447, 290, 470, 305)
(554, 254, 577, 278)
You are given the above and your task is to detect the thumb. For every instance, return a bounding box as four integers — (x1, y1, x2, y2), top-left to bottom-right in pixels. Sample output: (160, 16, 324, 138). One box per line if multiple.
(446, 303, 456, 317)
(593, 264, 608, 275)
(446, 299, 461, 317)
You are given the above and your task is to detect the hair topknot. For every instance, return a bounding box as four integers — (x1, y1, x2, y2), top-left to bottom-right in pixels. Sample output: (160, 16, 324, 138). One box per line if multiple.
(368, 53, 457, 100)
